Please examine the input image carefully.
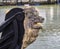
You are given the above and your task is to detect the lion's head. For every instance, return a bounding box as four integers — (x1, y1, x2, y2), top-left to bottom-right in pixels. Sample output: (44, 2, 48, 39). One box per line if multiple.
(21, 6, 44, 49)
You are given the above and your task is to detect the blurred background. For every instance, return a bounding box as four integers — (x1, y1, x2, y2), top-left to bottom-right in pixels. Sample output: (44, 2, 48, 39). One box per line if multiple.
(0, 0, 58, 6)
(0, 0, 60, 49)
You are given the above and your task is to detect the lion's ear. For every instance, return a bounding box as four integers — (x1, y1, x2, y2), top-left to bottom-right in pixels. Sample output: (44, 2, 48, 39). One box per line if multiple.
(24, 8, 31, 16)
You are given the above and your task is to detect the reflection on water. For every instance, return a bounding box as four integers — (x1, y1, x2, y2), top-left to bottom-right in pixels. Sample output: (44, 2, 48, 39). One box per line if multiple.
(26, 5, 60, 49)
(0, 5, 60, 49)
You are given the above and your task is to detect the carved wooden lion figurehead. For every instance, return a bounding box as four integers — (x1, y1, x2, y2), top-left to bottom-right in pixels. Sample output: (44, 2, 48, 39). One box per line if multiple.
(21, 6, 44, 49)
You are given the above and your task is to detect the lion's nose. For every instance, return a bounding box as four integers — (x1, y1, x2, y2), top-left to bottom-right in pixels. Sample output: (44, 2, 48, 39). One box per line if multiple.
(42, 18, 44, 21)
(39, 17, 44, 23)
(39, 16, 44, 23)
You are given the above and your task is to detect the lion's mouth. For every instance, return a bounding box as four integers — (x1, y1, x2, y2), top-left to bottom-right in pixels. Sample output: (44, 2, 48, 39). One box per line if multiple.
(32, 23, 43, 29)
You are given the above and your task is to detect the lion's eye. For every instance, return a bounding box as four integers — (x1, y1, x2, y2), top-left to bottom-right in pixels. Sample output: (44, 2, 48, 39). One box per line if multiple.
(28, 16, 32, 19)
(28, 14, 33, 19)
